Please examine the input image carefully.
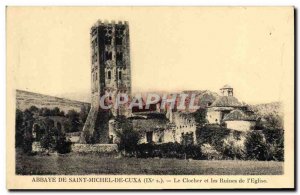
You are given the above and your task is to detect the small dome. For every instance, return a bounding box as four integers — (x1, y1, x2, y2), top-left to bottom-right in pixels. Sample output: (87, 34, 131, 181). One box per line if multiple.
(210, 96, 242, 107)
(221, 84, 232, 89)
(223, 109, 256, 121)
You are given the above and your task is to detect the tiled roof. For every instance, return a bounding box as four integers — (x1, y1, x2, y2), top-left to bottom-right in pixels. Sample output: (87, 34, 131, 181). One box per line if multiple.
(210, 96, 243, 107)
(223, 109, 256, 121)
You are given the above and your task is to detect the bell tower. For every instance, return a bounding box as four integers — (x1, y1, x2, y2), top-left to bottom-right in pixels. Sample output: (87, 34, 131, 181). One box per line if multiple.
(220, 85, 233, 96)
(80, 20, 131, 144)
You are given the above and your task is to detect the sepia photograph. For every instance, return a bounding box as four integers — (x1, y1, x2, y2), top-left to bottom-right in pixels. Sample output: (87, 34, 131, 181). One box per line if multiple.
(6, 6, 294, 189)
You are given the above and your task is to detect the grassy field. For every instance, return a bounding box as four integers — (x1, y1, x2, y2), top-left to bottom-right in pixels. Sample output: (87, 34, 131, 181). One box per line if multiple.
(16, 151, 283, 175)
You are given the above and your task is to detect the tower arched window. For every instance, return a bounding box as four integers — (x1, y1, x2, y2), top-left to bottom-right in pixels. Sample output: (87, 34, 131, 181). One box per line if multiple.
(105, 36, 112, 45)
(118, 71, 122, 80)
(116, 37, 123, 45)
(105, 51, 112, 61)
(108, 71, 111, 79)
(116, 52, 123, 61)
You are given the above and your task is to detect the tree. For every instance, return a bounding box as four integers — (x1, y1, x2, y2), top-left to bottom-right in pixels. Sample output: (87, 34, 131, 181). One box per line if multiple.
(193, 107, 208, 127)
(56, 134, 72, 154)
(50, 107, 60, 116)
(115, 117, 140, 156)
(15, 109, 24, 147)
(29, 106, 39, 114)
(21, 109, 34, 153)
(245, 131, 268, 161)
(196, 125, 230, 152)
(40, 132, 55, 152)
(59, 110, 65, 117)
(66, 110, 80, 132)
(79, 105, 90, 123)
(262, 128, 284, 161)
(263, 113, 283, 130)
(39, 107, 51, 116)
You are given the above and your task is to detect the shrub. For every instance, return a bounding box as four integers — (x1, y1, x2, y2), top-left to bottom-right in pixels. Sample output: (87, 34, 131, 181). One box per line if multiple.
(15, 109, 24, 147)
(40, 132, 55, 151)
(201, 144, 221, 160)
(56, 135, 72, 154)
(136, 143, 156, 158)
(184, 144, 203, 159)
(193, 107, 208, 127)
(66, 110, 81, 132)
(159, 142, 183, 158)
(136, 142, 203, 160)
(245, 131, 268, 160)
(222, 133, 246, 160)
(262, 129, 284, 161)
(115, 117, 140, 156)
(196, 125, 230, 152)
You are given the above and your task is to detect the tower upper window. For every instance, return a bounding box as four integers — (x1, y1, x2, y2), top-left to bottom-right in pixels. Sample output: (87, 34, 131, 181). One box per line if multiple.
(116, 37, 123, 45)
(92, 53, 97, 63)
(92, 38, 97, 48)
(116, 52, 123, 61)
(118, 71, 122, 80)
(105, 36, 112, 45)
(108, 71, 111, 79)
(105, 51, 112, 61)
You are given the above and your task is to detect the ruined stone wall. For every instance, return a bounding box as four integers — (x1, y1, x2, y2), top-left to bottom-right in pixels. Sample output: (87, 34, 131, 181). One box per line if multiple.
(71, 143, 118, 153)
(172, 112, 197, 144)
(206, 109, 223, 124)
(225, 120, 256, 132)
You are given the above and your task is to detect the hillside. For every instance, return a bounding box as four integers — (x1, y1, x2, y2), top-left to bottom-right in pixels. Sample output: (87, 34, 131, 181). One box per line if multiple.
(249, 102, 283, 118)
(16, 90, 90, 113)
(182, 90, 220, 109)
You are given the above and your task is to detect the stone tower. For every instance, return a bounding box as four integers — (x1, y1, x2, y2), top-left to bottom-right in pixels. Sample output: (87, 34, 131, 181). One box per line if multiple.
(220, 84, 233, 96)
(80, 20, 131, 144)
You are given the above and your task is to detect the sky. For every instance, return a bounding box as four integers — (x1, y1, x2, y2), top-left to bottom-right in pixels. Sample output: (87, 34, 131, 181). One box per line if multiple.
(7, 7, 294, 104)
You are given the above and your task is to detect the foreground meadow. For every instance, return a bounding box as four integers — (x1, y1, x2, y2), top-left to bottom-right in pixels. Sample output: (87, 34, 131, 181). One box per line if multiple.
(16, 152, 283, 175)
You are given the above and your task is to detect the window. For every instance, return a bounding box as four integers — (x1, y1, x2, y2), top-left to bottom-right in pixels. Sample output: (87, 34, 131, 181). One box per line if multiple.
(105, 51, 112, 61)
(116, 37, 122, 45)
(92, 53, 97, 63)
(118, 71, 122, 80)
(116, 52, 123, 61)
(92, 38, 97, 48)
(146, 132, 153, 143)
(105, 36, 112, 45)
(107, 71, 111, 79)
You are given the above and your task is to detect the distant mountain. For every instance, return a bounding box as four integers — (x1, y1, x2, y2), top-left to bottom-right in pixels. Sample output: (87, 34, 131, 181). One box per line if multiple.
(16, 90, 90, 113)
(182, 90, 220, 109)
(249, 102, 283, 118)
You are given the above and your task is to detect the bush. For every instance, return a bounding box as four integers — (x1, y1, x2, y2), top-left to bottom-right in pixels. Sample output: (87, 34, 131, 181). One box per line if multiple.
(184, 144, 203, 159)
(196, 125, 230, 152)
(136, 142, 203, 160)
(136, 143, 156, 158)
(115, 117, 140, 156)
(40, 132, 55, 151)
(201, 144, 221, 160)
(262, 129, 284, 161)
(15, 109, 24, 147)
(66, 110, 81, 132)
(222, 133, 246, 160)
(193, 107, 208, 127)
(245, 131, 268, 160)
(56, 135, 72, 154)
